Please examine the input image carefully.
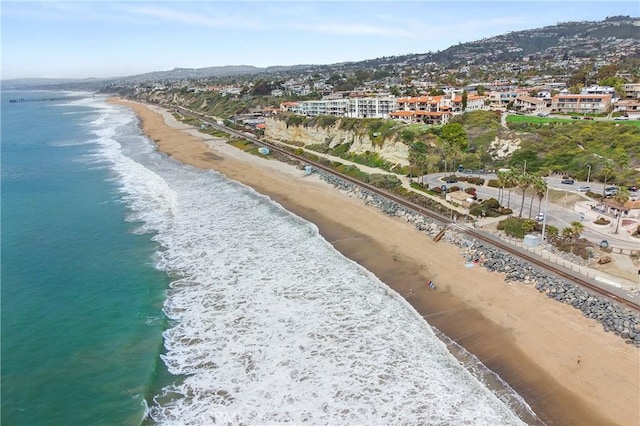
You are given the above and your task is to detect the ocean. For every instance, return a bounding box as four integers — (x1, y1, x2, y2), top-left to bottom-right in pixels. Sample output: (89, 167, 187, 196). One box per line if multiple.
(1, 91, 534, 425)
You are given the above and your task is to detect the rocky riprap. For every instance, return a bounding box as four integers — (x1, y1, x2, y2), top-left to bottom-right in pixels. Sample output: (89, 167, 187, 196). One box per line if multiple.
(315, 169, 640, 347)
(317, 170, 442, 235)
(448, 233, 640, 347)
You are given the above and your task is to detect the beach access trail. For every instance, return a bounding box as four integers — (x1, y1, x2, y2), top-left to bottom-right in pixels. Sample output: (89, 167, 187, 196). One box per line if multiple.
(111, 98, 639, 426)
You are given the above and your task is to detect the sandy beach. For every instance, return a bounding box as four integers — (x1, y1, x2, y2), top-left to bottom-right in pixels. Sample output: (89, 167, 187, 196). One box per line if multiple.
(111, 98, 639, 425)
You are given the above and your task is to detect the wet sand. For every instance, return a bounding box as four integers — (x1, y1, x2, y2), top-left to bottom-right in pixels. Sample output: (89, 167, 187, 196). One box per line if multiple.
(111, 98, 639, 426)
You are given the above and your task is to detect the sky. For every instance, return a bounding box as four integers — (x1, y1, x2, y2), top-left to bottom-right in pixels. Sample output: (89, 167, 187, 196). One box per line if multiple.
(1, 1, 639, 80)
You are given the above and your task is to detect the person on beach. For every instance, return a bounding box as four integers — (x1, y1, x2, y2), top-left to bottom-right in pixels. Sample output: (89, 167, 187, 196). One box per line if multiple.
(428, 280, 435, 290)
(577, 356, 581, 364)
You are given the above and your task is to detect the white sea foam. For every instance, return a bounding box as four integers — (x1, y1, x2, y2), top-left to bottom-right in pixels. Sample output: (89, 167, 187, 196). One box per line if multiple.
(90, 99, 526, 425)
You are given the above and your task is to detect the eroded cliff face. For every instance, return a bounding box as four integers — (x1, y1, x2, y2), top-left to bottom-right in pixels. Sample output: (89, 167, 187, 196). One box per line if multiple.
(264, 117, 410, 165)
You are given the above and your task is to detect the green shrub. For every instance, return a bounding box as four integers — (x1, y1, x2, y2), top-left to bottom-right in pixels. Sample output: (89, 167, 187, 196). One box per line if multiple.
(410, 182, 430, 193)
(467, 177, 485, 185)
(483, 198, 500, 209)
(285, 115, 306, 127)
(487, 179, 499, 188)
(368, 174, 402, 189)
(339, 117, 359, 131)
(586, 191, 603, 200)
(497, 217, 527, 238)
(315, 115, 339, 128)
(331, 143, 351, 156)
(593, 217, 610, 225)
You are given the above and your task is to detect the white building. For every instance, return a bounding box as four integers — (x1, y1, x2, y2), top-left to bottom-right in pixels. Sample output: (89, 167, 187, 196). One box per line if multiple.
(346, 97, 397, 119)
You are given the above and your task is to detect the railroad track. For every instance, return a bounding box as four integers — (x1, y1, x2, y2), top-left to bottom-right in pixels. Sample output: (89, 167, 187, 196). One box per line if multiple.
(172, 106, 640, 313)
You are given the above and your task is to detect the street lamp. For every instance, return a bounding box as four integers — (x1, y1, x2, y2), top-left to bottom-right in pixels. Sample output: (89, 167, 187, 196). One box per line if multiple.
(586, 164, 592, 184)
(541, 181, 550, 243)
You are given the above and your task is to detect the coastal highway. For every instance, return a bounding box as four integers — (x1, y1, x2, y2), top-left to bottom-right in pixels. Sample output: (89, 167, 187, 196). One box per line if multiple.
(168, 105, 640, 313)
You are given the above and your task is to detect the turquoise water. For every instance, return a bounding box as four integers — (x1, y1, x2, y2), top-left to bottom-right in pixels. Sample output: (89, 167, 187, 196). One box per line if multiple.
(1, 92, 170, 425)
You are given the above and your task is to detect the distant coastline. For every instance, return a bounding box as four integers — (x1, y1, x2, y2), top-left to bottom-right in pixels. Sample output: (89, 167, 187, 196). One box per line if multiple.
(110, 97, 640, 426)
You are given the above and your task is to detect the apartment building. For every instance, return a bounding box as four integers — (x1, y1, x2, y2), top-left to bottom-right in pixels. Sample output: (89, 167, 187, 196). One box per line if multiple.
(623, 83, 640, 99)
(514, 95, 547, 114)
(389, 110, 452, 125)
(581, 85, 616, 96)
(464, 94, 488, 111)
(550, 94, 612, 114)
(486, 89, 530, 110)
(346, 97, 397, 119)
(395, 95, 446, 113)
(294, 99, 349, 116)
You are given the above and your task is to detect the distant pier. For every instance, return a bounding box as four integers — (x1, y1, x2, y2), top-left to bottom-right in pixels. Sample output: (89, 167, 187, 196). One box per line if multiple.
(8, 96, 88, 104)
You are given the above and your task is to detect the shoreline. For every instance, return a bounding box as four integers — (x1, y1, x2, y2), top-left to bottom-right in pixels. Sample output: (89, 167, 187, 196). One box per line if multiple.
(110, 98, 639, 425)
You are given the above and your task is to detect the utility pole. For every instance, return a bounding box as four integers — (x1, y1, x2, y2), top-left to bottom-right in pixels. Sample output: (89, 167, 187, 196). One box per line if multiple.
(586, 164, 591, 184)
(541, 182, 550, 242)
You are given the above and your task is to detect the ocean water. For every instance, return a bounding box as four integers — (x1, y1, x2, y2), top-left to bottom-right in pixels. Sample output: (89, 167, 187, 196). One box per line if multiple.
(2, 91, 532, 425)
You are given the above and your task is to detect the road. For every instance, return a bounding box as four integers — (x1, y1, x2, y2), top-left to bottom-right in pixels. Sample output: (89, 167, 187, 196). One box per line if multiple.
(420, 172, 639, 250)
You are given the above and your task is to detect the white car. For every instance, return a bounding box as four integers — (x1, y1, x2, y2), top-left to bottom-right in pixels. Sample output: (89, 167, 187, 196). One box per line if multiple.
(535, 212, 545, 222)
(577, 186, 590, 192)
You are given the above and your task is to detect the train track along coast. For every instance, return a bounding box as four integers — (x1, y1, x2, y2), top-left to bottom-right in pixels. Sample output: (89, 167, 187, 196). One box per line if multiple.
(172, 106, 640, 314)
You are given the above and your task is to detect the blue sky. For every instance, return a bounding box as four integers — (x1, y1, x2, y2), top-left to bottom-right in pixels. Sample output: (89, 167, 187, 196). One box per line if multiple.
(2, 1, 639, 80)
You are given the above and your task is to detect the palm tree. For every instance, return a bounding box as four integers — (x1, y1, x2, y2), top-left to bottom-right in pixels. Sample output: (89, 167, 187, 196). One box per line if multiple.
(570, 221, 585, 240)
(517, 173, 534, 218)
(497, 170, 508, 205)
(600, 166, 615, 197)
(534, 176, 547, 216)
(416, 151, 428, 184)
(407, 149, 418, 182)
(612, 188, 630, 234)
(545, 225, 559, 242)
(501, 170, 516, 210)
(561, 227, 574, 241)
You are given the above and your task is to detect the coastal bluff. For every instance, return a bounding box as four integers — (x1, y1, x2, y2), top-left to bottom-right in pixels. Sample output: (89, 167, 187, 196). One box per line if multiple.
(264, 116, 410, 166)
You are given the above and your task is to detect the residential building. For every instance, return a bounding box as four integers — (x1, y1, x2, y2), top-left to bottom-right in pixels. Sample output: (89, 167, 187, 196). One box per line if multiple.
(612, 99, 640, 115)
(550, 94, 612, 114)
(623, 83, 640, 99)
(294, 99, 349, 117)
(514, 95, 547, 114)
(280, 101, 299, 112)
(581, 85, 616, 97)
(346, 97, 397, 119)
(389, 110, 452, 125)
(464, 94, 488, 112)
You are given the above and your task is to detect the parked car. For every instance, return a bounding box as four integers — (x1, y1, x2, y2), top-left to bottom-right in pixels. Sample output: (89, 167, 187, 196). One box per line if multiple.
(577, 186, 590, 192)
(561, 179, 574, 184)
(583, 116, 594, 120)
(445, 178, 458, 184)
(604, 187, 618, 197)
(535, 212, 545, 222)
(628, 186, 638, 192)
(599, 240, 609, 249)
